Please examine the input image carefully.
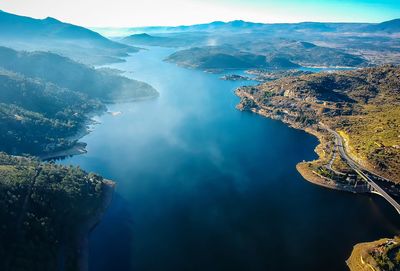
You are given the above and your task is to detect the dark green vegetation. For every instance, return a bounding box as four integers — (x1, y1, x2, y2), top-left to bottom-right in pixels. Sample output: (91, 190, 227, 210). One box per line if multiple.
(0, 46, 157, 157)
(0, 46, 157, 102)
(165, 45, 300, 71)
(0, 13, 160, 271)
(0, 69, 104, 156)
(0, 10, 138, 65)
(0, 153, 111, 271)
(237, 65, 400, 183)
(371, 238, 400, 271)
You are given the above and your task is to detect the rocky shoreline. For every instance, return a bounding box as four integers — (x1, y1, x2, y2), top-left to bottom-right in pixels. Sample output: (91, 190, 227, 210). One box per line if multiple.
(235, 88, 368, 194)
(234, 66, 400, 271)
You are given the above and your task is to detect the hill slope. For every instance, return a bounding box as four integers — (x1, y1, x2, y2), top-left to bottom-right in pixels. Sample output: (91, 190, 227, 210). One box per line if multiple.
(0, 10, 139, 65)
(0, 46, 158, 102)
(0, 69, 105, 156)
(364, 19, 400, 33)
(0, 47, 158, 156)
(237, 65, 400, 183)
(166, 42, 365, 71)
(121, 33, 187, 47)
(0, 153, 113, 271)
(165, 46, 300, 71)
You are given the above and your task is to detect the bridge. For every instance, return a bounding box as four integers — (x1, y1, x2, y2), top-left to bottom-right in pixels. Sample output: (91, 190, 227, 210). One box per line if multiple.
(322, 124, 400, 214)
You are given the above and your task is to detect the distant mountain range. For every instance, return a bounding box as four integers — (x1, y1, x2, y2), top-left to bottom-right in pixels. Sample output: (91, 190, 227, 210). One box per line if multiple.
(123, 18, 400, 34)
(364, 18, 400, 32)
(0, 10, 139, 65)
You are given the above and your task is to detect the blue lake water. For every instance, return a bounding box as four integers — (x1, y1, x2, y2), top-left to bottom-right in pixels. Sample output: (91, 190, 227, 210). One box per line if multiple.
(61, 47, 400, 271)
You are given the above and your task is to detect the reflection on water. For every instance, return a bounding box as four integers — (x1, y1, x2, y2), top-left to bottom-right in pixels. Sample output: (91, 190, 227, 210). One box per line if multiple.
(61, 47, 400, 271)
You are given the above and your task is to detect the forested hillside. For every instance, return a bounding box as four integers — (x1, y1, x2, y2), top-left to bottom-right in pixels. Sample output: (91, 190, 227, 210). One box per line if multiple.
(0, 46, 158, 102)
(0, 70, 105, 155)
(0, 10, 138, 65)
(0, 153, 113, 271)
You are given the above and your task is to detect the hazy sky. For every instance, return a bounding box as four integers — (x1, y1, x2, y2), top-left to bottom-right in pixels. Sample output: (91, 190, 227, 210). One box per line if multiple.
(1, 0, 400, 27)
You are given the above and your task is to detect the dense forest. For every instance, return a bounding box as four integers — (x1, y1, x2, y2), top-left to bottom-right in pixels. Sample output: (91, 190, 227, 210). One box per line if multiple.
(0, 69, 105, 155)
(0, 46, 158, 102)
(0, 46, 158, 156)
(0, 45, 156, 270)
(0, 153, 111, 271)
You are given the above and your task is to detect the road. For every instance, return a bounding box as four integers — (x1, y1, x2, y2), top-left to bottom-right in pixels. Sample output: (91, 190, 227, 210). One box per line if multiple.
(323, 124, 400, 214)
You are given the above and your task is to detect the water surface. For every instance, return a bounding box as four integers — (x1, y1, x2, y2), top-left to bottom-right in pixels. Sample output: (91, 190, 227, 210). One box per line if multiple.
(61, 47, 400, 271)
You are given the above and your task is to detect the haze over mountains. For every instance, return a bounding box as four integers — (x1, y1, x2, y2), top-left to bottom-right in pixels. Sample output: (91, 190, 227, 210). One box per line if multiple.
(0, 10, 139, 65)
(0, 8, 399, 271)
(0, 46, 157, 156)
(0, 11, 159, 156)
(114, 16, 400, 70)
(101, 17, 400, 35)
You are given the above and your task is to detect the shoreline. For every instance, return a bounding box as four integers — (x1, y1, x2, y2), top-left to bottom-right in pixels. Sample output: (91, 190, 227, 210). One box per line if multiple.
(235, 91, 368, 194)
(76, 180, 116, 271)
(40, 142, 88, 161)
(346, 237, 400, 271)
(346, 238, 385, 271)
(101, 93, 160, 104)
(40, 94, 159, 161)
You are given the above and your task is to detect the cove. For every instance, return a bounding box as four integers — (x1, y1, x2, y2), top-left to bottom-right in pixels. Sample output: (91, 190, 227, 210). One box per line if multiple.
(60, 47, 400, 271)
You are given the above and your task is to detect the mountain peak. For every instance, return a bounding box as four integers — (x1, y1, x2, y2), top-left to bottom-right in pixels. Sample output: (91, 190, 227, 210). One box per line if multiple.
(43, 17, 61, 23)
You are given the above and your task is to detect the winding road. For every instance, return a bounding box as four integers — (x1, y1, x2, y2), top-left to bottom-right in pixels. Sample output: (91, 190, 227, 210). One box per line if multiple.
(323, 124, 400, 214)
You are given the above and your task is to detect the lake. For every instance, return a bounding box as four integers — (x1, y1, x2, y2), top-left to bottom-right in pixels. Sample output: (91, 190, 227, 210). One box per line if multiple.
(61, 47, 400, 271)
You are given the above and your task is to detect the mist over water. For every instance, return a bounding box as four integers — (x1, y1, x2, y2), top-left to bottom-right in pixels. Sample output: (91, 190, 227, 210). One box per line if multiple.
(61, 47, 400, 271)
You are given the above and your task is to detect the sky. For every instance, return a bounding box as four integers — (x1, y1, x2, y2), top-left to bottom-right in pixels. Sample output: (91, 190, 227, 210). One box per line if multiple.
(1, 0, 400, 27)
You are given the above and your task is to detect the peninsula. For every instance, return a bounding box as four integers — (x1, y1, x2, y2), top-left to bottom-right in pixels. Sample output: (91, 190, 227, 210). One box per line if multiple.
(236, 65, 400, 198)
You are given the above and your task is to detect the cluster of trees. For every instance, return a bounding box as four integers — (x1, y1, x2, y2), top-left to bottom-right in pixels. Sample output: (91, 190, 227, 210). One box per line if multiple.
(0, 46, 128, 270)
(0, 153, 107, 271)
(0, 70, 105, 155)
(371, 239, 400, 271)
(0, 46, 158, 156)
(0, 46, 157, 102)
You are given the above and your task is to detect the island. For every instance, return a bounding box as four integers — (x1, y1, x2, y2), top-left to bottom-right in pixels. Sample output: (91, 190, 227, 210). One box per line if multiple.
(220, 74, 253, 81)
